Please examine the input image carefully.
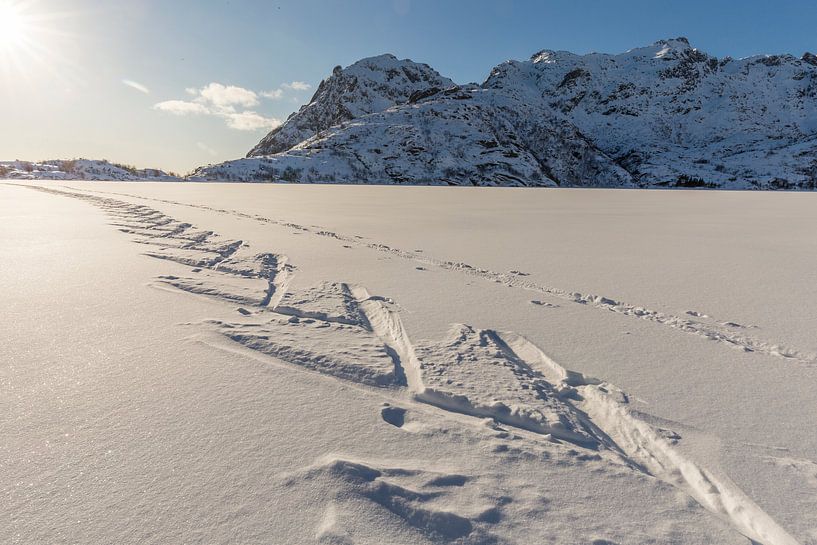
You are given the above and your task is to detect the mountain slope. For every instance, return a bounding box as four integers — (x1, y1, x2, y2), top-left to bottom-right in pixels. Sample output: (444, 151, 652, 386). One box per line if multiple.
(196, 84, 632, 187)
(485, 37, 817, 188)
(194, 40, 817, 189)
(248, 54, 455, 157)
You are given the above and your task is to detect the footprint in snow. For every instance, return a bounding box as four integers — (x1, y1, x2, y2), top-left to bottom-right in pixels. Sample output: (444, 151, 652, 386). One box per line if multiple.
(530, 300, 559, 308)
(381, 404, 407, 428)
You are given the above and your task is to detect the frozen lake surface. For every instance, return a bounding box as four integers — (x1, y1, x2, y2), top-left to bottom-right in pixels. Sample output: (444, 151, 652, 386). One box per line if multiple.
(2, 181, 816, 544)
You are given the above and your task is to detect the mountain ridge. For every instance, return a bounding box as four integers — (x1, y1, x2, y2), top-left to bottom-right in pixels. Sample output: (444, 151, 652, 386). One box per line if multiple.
(193, 38, 817, 188)
(247, 54, 455, 157)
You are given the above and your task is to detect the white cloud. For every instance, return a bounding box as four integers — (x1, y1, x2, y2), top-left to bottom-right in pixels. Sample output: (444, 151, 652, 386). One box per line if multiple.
(153, 100, 209, 115)
(261, 88, 284, 100)
(197, 83, 259, 108)
(123, 79, 150, 94)
(155, 81, 287, 131)
(282, 81, 312, 91)
(261, 81, 312, 102)
(224, 111, 281, 131)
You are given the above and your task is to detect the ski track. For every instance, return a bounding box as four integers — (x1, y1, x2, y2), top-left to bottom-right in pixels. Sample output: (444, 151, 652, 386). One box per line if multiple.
(16, 184, 803, 545)
(49, 184, 816, 366)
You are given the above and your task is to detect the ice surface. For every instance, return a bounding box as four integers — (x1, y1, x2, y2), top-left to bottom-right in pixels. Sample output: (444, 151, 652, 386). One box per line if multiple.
(3, 181, 816, 544)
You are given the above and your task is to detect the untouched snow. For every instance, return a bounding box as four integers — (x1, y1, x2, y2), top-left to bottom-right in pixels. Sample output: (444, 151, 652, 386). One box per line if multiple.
(195, 39, 817, 188)
(3, 181, 817, 544)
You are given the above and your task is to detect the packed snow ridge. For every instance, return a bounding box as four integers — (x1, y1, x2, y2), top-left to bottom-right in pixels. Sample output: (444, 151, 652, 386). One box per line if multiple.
(0, 159, 178, 181)
(193, 39, 817, 189)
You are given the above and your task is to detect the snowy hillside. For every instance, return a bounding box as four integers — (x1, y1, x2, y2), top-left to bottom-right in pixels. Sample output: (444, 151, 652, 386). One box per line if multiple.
(0, 159, 179, 181)
(195, 39, 817, 189)
(485, 38, 817, 189)
(195, 85, 632, 187)
(248, 54, 455, 156)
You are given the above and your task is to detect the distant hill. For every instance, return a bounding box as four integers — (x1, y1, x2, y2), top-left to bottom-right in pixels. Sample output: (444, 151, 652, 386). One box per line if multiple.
(0, 159, 179, 181)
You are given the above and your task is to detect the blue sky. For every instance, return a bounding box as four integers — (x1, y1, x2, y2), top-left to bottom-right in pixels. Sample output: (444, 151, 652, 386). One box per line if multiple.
(1, 0, 815, 173)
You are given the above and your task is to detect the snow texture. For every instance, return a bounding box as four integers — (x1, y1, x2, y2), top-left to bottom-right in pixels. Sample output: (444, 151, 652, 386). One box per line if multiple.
(9, 182, 813, 544)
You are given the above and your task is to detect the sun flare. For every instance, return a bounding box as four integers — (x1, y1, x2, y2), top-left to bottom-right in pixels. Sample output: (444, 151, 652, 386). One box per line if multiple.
(0, 0, 79, 85)
(0, 3, 28, 53)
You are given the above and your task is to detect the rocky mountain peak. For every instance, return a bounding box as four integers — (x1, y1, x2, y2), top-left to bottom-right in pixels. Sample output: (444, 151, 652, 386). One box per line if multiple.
(248, 54, 454, 156)
(620, 37, 706, 62)
(655, 36, 691, 49)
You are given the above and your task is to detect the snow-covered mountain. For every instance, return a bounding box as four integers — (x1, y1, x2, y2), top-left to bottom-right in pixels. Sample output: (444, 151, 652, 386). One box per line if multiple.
(197, 85, 632, 187)
(0, 159, 179, 181)
(485, 38, 817, 189)
(194, 39, 817, 189)
(248, 54, 455, 156)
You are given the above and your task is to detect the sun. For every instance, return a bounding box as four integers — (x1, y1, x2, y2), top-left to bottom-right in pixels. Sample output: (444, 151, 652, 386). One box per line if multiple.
(0, 3, 28, 53)
(0, 0, 77, 85)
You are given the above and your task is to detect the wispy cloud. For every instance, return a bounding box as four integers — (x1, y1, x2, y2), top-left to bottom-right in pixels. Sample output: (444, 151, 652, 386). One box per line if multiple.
(123, 79, 150, 94)
(261, 81, 312, 101)
(282, 81, 312, 91)
(198, 83, 259, 108)
(224, 111, 280, 131)
(154, 100, 210, 115)
(154, 82, 280, 131)
(261, 88, 284, 100)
